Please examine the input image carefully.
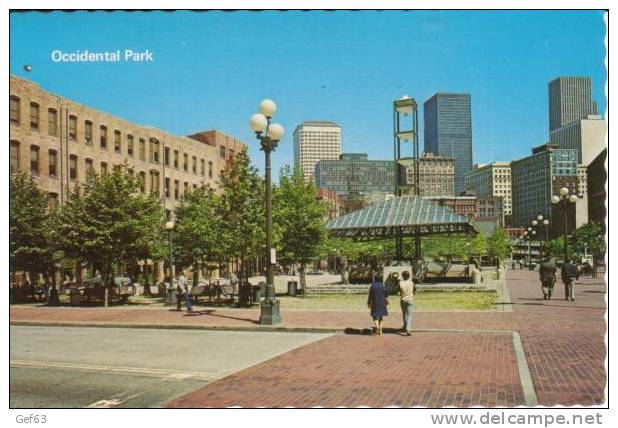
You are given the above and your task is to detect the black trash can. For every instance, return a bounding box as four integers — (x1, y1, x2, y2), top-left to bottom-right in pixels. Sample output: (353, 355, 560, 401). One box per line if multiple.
(251, 285, 261, 304)
(238, 283, 251, 307)
(288, 280, 297, 297)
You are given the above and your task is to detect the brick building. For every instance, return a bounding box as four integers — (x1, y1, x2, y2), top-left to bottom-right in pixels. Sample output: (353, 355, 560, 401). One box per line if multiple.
(10, 74, 246, 283)
(9, 75, 245, 213)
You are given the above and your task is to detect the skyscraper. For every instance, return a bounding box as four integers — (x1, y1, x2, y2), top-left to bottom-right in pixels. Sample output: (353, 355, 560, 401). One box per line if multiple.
(293, 121, 342, 182)
(548, 76, 597, 132)
(423, 93, 472, 194)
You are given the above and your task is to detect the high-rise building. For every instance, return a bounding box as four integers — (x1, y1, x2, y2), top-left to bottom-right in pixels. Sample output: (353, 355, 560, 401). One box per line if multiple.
(510, 144, 580, 234)
(550, 115, 606, 165)
(423, 93, 472, 194)
(9, 75, 245, 210)
(464, 162, 512, 225)
(587, 148, 607, 228)
(293, 121, 341, 182)
(398, 153, 455, 197)
(548, 76, 598, 132)
(314, 153, 394, 200)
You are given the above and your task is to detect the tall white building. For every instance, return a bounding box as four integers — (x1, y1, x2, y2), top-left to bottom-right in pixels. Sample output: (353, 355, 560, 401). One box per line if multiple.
(293, 121, 341, 182)
(549, 115, 607, 165)
(464, 161, 512, 224)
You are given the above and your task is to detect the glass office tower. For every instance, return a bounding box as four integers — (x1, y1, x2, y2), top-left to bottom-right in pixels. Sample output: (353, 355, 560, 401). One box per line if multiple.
(423, 93, 472, 194)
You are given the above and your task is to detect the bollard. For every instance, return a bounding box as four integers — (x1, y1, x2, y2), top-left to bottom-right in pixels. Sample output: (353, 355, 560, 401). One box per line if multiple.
(472, 268, 482, 285)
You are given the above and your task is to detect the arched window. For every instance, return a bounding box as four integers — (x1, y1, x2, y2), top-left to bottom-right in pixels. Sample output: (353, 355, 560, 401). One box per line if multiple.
(48, 108, 58, 136)
(30, 102, 40, 130)
(10, 96, 20, 125)
(30, 145, 40, 175)
(10, 140, 20, 171)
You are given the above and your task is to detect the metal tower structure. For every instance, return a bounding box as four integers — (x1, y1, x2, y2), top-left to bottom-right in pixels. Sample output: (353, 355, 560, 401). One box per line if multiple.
(393, 96, 421, 261)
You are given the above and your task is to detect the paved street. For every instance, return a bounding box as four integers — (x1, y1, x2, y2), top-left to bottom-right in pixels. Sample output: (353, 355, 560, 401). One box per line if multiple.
(9, 326, 330, 408)
(10, 269, 606, 407)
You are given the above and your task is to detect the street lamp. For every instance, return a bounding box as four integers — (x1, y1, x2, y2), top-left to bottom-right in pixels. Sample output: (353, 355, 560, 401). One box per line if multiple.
(250, 99, 284, 325)
(551, 186, 578, 263)
(164, 220, 175, 306)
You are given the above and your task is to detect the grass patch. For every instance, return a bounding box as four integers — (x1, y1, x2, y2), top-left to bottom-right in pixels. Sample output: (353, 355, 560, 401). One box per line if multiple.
(277, 290, 497, 312)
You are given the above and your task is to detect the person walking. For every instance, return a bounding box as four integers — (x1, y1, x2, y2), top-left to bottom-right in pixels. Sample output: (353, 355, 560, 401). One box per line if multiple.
(539, 255, 557, 300)
(367, 273, 388, 335)
(561, 258, 579, 301)
(175, 283, 183, 311)
(398, 270, 415, 336)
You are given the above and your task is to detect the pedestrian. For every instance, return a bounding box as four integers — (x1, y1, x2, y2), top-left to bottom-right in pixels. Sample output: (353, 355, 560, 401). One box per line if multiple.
(48, 285, 60, 306)
(175, 283, 183, 311)
(42, 280, 50, 303)
(398, 270, 415, 336)
(561, 258, 579, 301)
(184, 286, 193, 312)
(367, 272, 388, 336)
(539, 255, 557, 300)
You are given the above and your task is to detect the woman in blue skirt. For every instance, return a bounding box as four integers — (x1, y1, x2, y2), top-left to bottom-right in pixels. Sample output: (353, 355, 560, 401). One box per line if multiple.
(367, 272, 388, 335)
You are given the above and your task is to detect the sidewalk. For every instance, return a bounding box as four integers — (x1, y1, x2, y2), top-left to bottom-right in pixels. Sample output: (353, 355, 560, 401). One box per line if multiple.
(10, 270, 606, 407)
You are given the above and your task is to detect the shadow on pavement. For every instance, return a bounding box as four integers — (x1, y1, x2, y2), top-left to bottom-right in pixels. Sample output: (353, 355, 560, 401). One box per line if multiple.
(183, 309, 259, 324)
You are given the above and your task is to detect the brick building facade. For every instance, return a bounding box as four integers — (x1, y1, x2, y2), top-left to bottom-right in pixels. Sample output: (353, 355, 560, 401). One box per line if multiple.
(9, 75, 245, 212)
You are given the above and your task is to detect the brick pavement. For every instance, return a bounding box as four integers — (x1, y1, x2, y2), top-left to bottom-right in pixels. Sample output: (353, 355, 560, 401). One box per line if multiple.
(166, 333, 525, 408)
(10, 269, 607, 407)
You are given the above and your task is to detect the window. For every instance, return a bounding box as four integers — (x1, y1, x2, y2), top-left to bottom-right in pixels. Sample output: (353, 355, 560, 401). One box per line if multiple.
(10, 141, 20, 172)
(114, 131, 121, 153)
(148, 139, 154, 162)
(164, 147, 170, 166)
(184, 181, 189, 194)
(10, 96, 20, 125)
(192, 156, 197, 174)
(100, 125, 107, 149)
(48, 150, 58, 177)
(69, 115, 77, 140)
(69, 155, 77, 181)
(48, 108, 58, 136)
(150, 140, 160, 163)
(30, 145, 40, 175)
(200, 159, 205, 176)
(183, 153, 188, 171)
(127, 135, 134, 156)
(30, 102, 40, 130)
(85, 121, 93, 144)
(208, 161, 213, 178)
(173, 150, 179, 168)
(100, 162, 108, 176)
(84, 159, 94, 178)
(165, 177, 170, 198)
(139, 139, 146, 161)
(174, 180, 179, 200)
(150, 171, 160, 196)
(219, 146, 226, 159)
(138, 171, 146, 193)
(229, 149, 234, 160)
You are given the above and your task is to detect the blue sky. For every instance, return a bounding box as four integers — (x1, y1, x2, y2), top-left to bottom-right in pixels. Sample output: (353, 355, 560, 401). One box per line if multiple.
(10, 10, 606, 179)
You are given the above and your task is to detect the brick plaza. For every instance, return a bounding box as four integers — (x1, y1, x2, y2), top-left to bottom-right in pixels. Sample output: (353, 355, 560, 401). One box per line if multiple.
(10, 269, 606, 407)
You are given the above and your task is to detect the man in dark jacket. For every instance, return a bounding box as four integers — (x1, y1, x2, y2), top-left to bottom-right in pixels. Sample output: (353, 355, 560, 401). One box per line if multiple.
(539, 255, 557, 300)
(561, 258, 579, 301)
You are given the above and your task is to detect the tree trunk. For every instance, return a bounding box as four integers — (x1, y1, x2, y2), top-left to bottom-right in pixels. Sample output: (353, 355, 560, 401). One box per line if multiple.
(299, 263, 307, 292)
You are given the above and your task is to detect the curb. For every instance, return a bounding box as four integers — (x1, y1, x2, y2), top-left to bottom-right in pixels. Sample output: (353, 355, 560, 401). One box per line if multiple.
(10, 320, 344, 334)
(10, 320, 514, 336)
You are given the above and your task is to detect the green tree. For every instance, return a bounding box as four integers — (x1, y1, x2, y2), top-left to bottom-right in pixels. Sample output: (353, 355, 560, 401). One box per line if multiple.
(218, 148, 265, 279)
(9, 171, 56, 282)
(53, 165, 164, 306)
(274, 165, 328, 290)
(571, 222, 605, 260)
(487, 226, 512, 266)
(173, 185, 224, 285)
